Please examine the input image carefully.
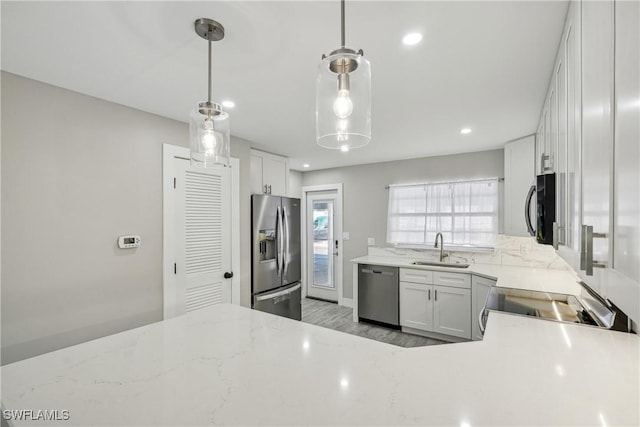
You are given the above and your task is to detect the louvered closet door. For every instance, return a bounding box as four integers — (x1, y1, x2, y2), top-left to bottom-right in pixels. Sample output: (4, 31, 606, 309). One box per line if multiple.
(176, 162, 231, 314)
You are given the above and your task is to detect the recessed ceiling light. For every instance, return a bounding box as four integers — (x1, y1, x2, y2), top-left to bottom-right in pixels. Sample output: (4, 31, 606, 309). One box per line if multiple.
(303, 163, 310, 168)
(402, 32, 423, 46)
(460, 128, 472, 135)
(222, 100, 235, 108)
(340, 145, 350, 152)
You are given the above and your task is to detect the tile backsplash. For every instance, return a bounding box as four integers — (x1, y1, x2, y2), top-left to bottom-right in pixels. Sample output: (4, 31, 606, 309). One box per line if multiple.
(368, 235, 570, 270)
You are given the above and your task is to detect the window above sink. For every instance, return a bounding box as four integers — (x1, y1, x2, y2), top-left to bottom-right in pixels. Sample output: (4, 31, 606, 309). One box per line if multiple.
(387, 178, 500, 249)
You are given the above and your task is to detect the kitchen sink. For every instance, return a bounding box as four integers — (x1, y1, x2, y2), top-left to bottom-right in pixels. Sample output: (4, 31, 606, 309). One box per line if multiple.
(411, 261, 470, 269)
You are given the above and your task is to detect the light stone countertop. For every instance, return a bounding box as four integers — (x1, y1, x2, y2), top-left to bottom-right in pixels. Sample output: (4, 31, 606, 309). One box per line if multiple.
(350, 255, 584, 295)
(2, 260, 638, 426)
(1, 301, 638, 426)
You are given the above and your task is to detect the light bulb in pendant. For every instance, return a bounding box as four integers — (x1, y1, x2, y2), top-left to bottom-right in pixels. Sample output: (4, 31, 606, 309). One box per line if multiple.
(202, 118, 217, 153)
(333, 90, 353, 118)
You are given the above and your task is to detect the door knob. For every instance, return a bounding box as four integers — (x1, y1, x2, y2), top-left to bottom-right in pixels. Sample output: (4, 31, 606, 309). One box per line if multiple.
(224, 272, 234, 279)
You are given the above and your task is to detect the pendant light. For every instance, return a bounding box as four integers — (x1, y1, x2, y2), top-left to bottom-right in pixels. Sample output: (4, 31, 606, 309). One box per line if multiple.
(316, 0, 371, 151)
(189, 18, 230, 167)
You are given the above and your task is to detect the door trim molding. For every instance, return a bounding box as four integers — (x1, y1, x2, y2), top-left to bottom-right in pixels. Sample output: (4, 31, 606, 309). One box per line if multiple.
(162, 144, 241, 319)
(301, 183, 344, 306)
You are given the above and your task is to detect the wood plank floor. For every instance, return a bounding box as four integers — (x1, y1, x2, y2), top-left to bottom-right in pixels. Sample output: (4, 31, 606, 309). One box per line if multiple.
(301, 298, 448, 348)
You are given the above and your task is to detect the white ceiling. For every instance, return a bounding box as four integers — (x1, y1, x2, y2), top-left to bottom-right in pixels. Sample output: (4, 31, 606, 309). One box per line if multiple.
(1, 1, 568, 171)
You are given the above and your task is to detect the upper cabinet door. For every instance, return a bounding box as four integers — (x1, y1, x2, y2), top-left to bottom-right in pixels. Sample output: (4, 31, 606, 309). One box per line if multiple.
(610, 0, 640, 320)
(580, 0, 614, 296)
(555, 47, 567, 246)
(613, 0, 640, 283)
(250, 150, 290, 196)
(262, 155, 288, 197)
(565, 2, 581, 257)
(250, 154, 264, 194)
(504, 136, 535, 237)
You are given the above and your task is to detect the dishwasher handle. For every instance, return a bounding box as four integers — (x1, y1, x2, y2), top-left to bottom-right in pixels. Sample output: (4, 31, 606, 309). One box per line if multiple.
(361, 268, 394, 276)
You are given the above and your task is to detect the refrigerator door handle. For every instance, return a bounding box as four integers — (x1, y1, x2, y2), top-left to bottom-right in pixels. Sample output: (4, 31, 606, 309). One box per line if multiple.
(282, 206, 289, 277)
(524, 184, 536, 237)
(276, 205, 282, 276)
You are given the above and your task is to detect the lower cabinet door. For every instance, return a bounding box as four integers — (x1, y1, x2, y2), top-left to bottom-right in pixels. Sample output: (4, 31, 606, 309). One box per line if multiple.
(399, 282, 433, 331)
(433, 285, 471, 339)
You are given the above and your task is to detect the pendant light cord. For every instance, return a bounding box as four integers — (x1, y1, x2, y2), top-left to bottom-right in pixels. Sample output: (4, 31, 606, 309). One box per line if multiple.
(340, 0, 345, 48)
(207, 40, 212, 104)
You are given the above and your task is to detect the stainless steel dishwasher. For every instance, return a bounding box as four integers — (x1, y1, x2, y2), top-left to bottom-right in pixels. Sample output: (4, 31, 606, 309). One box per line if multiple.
(358, 264, 399, 327)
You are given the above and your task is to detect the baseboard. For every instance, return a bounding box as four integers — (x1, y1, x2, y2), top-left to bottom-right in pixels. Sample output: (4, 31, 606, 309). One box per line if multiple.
(341, 298, 354, 308)
(401, 326, 470, 343)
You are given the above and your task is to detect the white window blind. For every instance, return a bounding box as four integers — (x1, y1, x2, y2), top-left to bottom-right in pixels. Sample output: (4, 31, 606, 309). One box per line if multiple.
(387, 178, 499, 247)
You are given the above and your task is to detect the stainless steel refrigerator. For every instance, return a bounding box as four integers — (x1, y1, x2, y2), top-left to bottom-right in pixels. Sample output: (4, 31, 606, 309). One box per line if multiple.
(251, 194, 301, 320)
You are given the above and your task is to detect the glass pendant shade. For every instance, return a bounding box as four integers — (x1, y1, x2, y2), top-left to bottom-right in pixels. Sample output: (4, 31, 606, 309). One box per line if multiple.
(316, 50, 371, 150)
(189, 102, 230, 167)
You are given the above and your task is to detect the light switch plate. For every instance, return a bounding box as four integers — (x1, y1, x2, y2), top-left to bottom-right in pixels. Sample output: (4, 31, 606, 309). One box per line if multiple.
(367, 237, 375, 246)
(342, 232, 350, 240)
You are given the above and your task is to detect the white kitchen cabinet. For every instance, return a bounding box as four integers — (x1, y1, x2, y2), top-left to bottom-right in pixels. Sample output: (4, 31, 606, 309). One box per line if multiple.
(579, 0, 614, 297)
(537, 109, 549, 175)
(250, 150, 289, 196)
(399, 282, 433, 331)
(399, 268, 471, 340)
(471, 276, 496, 341)
(537, 0, 639, 325)
(432, 285, 471, 339)
(555, 45, 568, 246)
(542, 106, 552, 173)
(399, 268, 433, 284)
(564, 1, 582, 261)
(535, 125, 543, 176)
(504, 135, 535, 237)
(433, 271, 471, 289)
(610, 0, 640, 321)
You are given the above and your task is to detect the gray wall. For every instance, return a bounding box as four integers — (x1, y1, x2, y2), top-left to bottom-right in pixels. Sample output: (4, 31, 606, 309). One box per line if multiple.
(1, 72, 253, 364)
(302, 149, 504, 299)
(288, 170, 303, 198)
(229, 136, 253, 308)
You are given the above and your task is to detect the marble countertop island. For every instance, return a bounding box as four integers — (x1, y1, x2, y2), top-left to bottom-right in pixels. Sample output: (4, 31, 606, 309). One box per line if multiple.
(2, 300, 639, 426)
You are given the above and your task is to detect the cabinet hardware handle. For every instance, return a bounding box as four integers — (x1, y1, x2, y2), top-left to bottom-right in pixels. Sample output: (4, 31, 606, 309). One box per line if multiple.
(434, 290, 437, 301)
(552, 222, 565, 250)
(268, 184, 272, 194)
(428, 289, 431, 300)
(582, 225, 608, 276)
(541, 153, 553, 172)
(263, 184, 268, 194)
(580, 225, 587, 270)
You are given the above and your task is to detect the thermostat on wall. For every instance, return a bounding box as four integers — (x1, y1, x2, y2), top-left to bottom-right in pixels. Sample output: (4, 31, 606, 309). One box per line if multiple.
(118, 235, 141, 249)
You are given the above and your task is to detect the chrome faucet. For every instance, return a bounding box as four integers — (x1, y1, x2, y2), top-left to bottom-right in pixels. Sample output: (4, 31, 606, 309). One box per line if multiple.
(434, 232, 447, 262)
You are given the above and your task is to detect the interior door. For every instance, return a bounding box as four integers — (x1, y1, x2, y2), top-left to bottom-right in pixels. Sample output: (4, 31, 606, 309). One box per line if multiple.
(306, 191, 338, 301)
(175, 160, 232, 314)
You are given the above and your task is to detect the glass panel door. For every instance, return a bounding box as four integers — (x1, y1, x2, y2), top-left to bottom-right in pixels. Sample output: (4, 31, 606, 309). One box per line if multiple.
(307, 192, 338, 302)
(312, 200, 334, 288)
